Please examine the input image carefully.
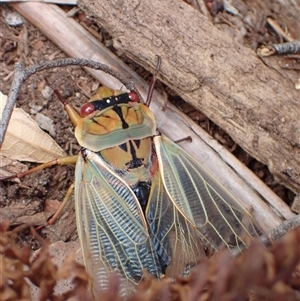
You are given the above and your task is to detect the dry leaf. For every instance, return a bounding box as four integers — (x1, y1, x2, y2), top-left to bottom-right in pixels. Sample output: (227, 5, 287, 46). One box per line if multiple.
(1, 222, 299, 301)
(30, 241, 86, 301)
(0, 91, 66, 163)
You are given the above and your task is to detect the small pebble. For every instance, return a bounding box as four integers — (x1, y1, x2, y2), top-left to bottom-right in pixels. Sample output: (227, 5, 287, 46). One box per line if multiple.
(29, 104, 43, 115)
(3, 11, 24, 26)
(35, 113, 56, 137)
(41, 86, 53, 102)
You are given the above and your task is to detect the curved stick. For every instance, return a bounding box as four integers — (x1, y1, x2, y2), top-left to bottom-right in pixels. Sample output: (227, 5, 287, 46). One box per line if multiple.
(0, 58, 141, 147)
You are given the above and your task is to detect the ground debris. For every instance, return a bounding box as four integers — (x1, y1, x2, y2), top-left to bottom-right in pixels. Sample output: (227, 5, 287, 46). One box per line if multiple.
(1, 221, 299, 301)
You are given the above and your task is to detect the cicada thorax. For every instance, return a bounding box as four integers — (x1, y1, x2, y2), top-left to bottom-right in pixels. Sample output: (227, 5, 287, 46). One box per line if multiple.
(75, 87, 156, 151)
(76, 87, 158, 211)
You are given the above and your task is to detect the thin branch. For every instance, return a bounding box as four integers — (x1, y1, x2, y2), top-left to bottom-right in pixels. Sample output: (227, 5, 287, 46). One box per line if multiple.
(267, 213, 300, 242)
(1, 63, 26, 147)
(232, 214, 300, 257)
(0, 58, 140, 147)
(266, 17, 294, 42)
(272, 40, 300, 54)
(259, 40, 300, 56)
(259, 213, 300, 248)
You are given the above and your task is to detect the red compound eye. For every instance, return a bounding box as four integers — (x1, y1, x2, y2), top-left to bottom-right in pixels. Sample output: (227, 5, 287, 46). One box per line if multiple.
(128, 92, 140, 103)
(80, 102, 95, 117)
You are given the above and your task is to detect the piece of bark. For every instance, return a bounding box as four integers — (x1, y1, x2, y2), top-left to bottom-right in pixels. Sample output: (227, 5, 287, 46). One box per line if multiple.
(291, 195, 300, 214)
(78, 0, 300, 194)
(11, 2, 295, 231)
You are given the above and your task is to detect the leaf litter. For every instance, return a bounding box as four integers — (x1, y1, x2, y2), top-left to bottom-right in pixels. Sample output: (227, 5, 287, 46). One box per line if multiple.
(1, 221, 299, 301)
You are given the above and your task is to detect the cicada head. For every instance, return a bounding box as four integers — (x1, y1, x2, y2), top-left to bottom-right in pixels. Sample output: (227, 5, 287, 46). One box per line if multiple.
(75, 87, 157, 152)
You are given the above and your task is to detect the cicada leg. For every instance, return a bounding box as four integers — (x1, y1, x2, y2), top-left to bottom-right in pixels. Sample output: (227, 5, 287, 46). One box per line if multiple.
(1, 155, 78, 227)
(47, 182, 75, 225)
(0, 155, 78, 181)
(146, 55, 162, 107)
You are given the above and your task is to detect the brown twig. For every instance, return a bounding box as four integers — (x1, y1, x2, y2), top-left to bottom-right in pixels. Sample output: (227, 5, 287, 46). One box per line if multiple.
(266, 213, 300, 242)
(0, 58, 140, 147)
(266, 17, 294, 42)
(259, 40, 300, 57)
(254, 213, 300, 250)
(271, 40, 300, 54)
(232, 214, 300, 257)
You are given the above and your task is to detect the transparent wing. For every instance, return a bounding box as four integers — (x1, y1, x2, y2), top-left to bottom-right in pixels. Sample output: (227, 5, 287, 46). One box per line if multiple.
(154, 135, 260, 253)
(74, 150, 161, 297)
(146, 171, 206, 277)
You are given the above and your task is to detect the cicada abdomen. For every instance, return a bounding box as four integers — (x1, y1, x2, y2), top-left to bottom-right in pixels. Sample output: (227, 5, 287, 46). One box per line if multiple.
(63, 86, 259, 297)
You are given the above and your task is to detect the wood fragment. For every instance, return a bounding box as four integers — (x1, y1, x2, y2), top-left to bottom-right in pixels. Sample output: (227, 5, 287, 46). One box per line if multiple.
(234, 214, 300, 255)
(291, 196, 300, 214)
(259, 40, 300, 57)
(267, 214, 300, 242)
(272, 40, 300, 54)
(77, 0, 300, 194)
(267, 17, 294, 42)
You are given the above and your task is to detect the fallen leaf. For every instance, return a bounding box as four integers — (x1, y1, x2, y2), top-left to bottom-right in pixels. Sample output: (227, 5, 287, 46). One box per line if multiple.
(0, 91, 66, 163)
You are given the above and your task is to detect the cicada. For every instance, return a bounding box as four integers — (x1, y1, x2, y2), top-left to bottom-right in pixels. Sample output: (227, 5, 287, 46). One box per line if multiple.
(60, 82, 259, 296)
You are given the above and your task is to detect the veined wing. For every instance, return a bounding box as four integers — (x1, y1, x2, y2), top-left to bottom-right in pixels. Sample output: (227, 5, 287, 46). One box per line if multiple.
(146, 171, 206, 277)
(154, 135, 259, 253)
(74, 150, 161, 297)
